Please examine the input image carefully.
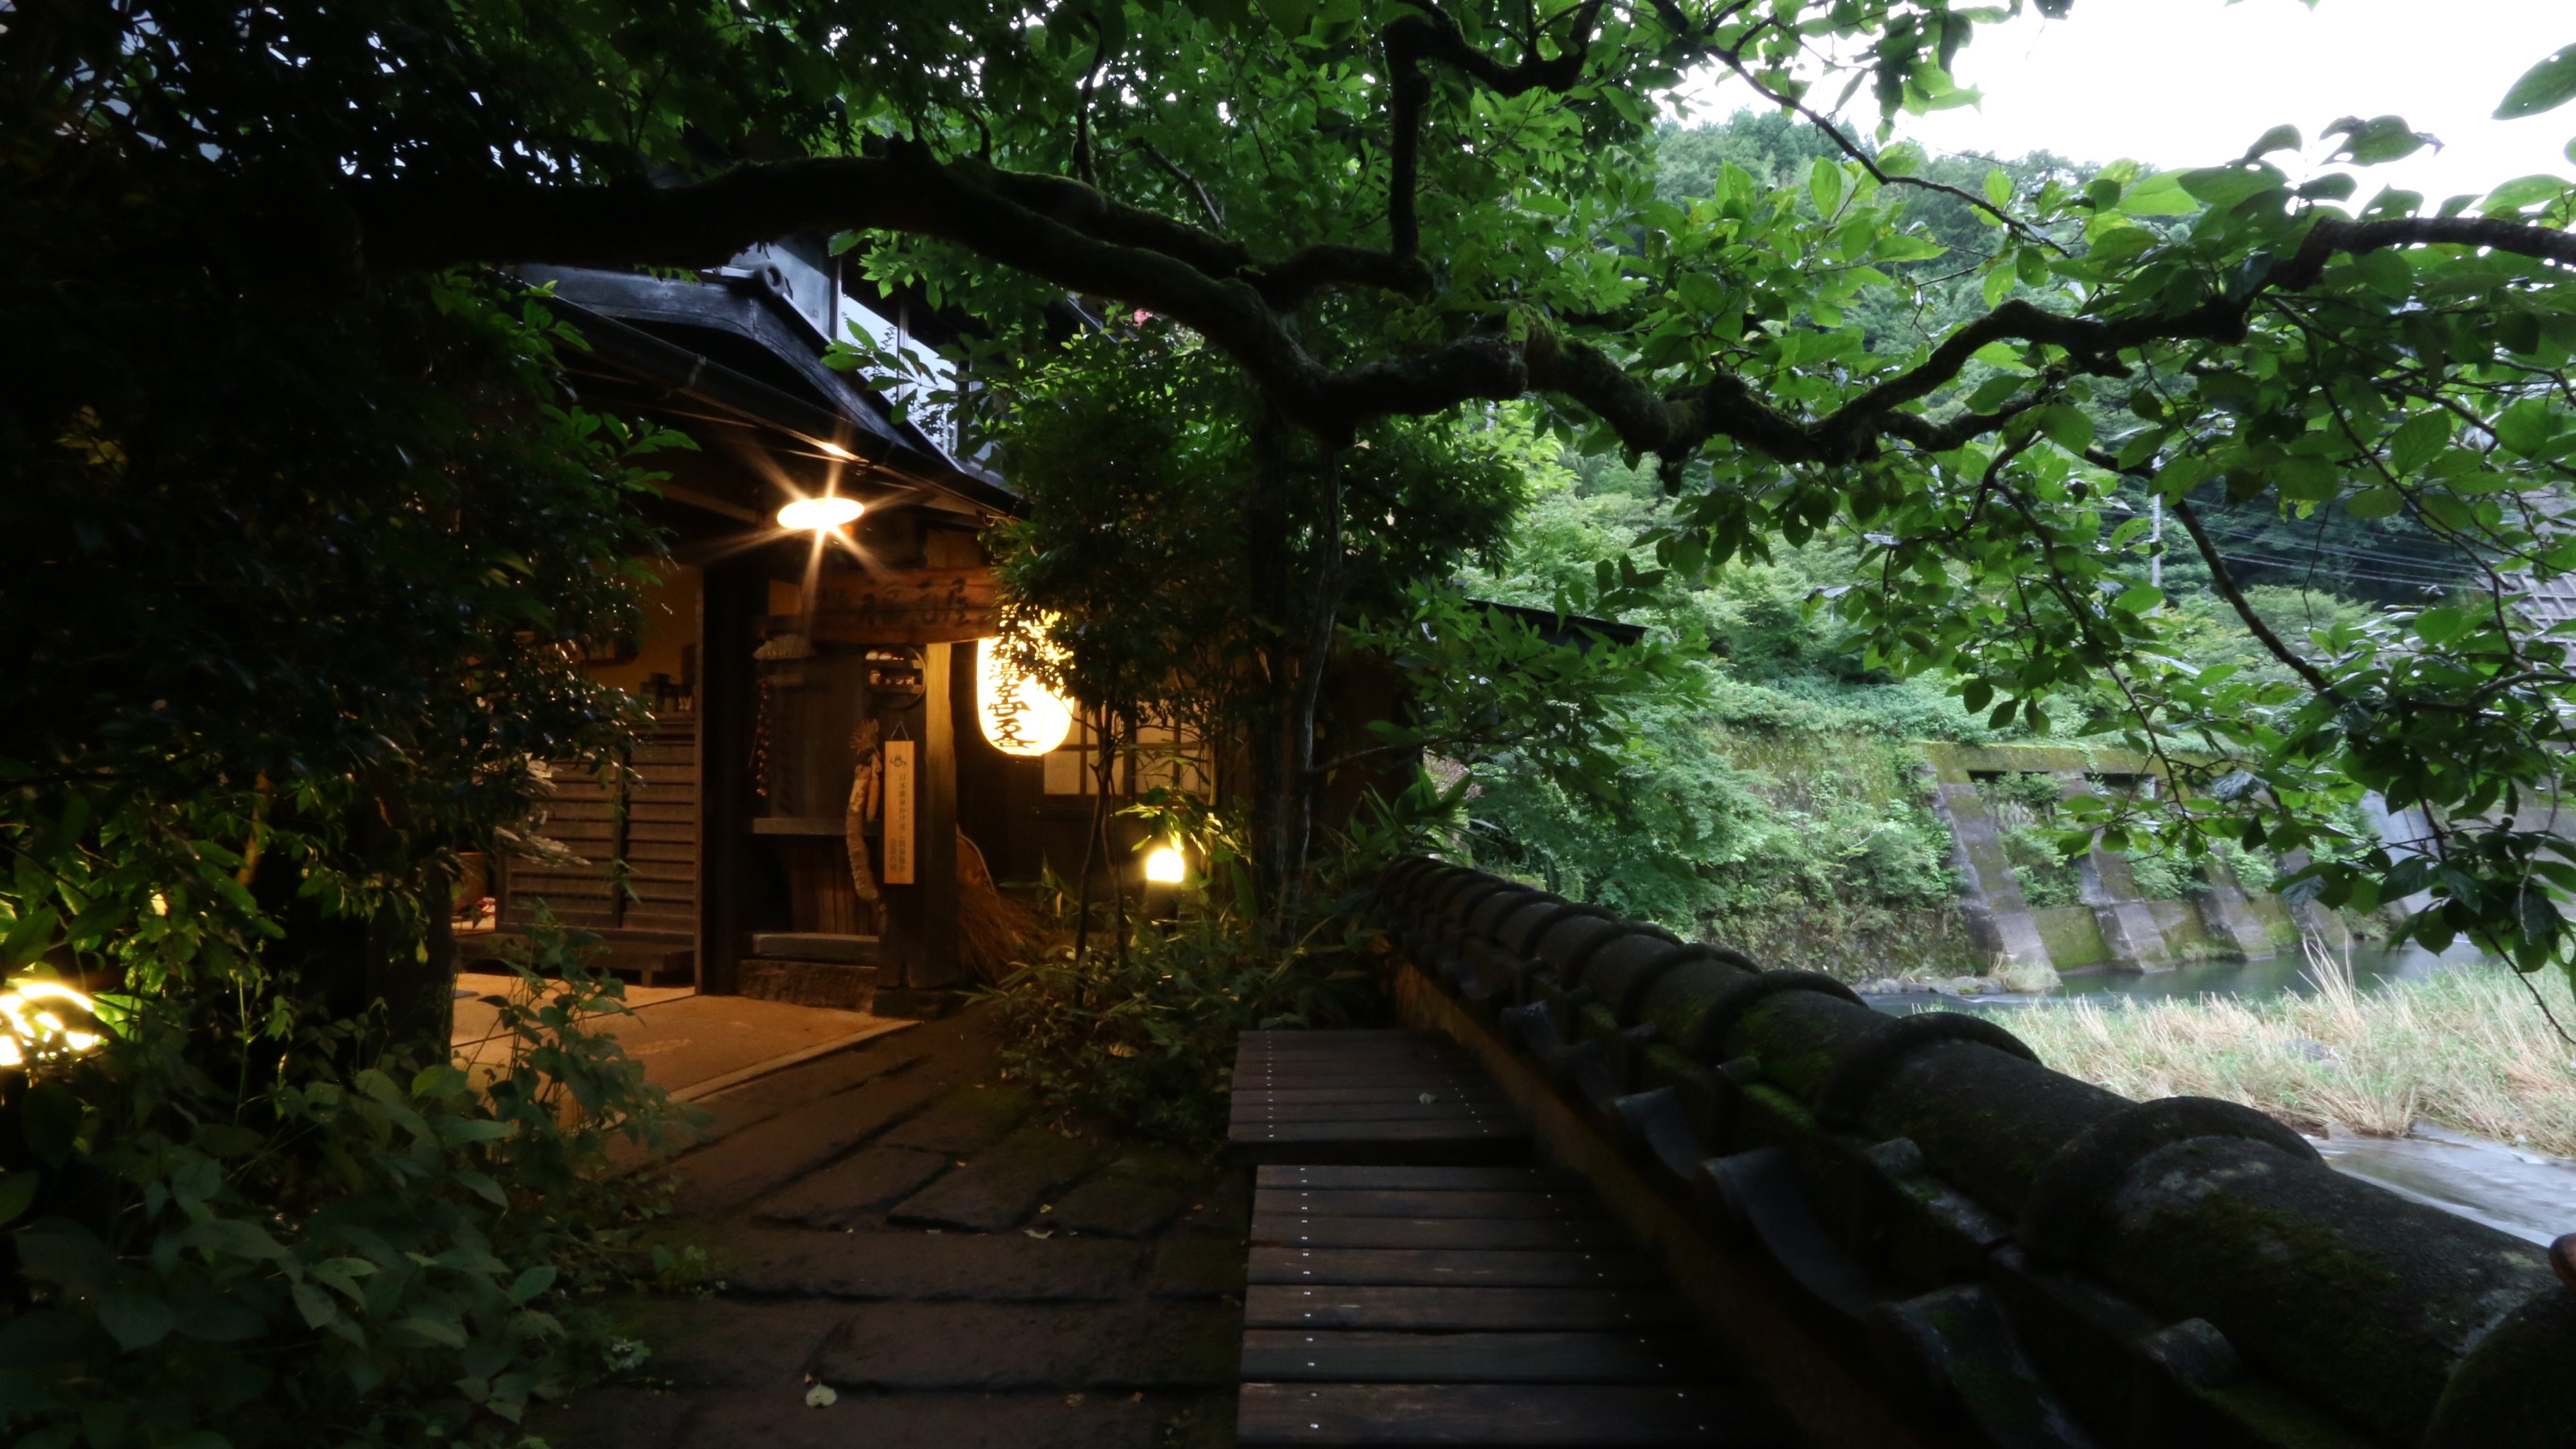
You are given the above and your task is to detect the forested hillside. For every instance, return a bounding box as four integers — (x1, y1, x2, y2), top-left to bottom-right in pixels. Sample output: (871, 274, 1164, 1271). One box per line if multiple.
(1433, 112, 2459, 974)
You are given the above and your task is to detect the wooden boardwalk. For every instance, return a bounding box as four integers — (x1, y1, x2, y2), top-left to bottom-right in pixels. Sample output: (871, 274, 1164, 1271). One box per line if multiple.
(1229, 1032, 1788, 1448)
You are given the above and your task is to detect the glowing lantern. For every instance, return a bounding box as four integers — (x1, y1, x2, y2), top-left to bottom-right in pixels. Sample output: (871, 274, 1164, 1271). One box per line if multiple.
(777, 495, 864, 531)
(975, 635, 1073, 758)
(1144, 843, 1187, 884)
(0, 979, 108, 1068)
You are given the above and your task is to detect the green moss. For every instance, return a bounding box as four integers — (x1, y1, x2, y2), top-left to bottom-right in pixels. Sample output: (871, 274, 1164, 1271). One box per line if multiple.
(2032, 905, 2111, 967)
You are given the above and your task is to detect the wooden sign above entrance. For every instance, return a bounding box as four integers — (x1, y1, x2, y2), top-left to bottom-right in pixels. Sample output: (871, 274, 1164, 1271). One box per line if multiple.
(806, 568, 998, 644)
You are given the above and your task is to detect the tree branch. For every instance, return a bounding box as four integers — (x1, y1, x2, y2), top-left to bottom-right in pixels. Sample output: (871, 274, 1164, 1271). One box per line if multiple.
(1702, 36, 2062, 252)
(341, 138, 2576, 463)
(2170, 496, 2349, 702)
(1383, 1, 1606, 259)
(1128, 139, 1225, 232)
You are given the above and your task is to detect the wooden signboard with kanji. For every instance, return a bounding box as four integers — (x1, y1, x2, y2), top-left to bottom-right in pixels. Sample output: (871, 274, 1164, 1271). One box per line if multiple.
(881, 739, 917, 885)
(806, 568, 998, 644)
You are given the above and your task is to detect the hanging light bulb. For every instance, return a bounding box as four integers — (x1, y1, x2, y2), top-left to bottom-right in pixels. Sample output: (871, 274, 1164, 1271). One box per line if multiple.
(777, 494, 864, 531)
(1144, 842, 1187, 884)
(975, 632, 1073, 757)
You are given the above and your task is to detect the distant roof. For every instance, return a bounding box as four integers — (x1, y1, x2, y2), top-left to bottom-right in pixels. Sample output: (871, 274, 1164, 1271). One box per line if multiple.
(1470, 599, 1648, 648)
(520, 264, 1018, 519)
(2516, 572, 2576, 631)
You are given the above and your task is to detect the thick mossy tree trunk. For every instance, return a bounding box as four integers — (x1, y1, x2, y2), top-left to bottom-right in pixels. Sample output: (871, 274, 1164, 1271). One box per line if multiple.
(1241, 422, 1350, 936)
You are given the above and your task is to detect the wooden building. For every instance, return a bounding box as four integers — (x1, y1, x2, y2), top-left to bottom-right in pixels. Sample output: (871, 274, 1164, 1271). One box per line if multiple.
(475, 246, 1167, 1015)
(474, 244, 1453, 1015)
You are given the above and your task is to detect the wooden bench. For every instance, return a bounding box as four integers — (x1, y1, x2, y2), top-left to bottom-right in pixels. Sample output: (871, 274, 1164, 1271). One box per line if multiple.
(1229, 1031, 1791, 1447)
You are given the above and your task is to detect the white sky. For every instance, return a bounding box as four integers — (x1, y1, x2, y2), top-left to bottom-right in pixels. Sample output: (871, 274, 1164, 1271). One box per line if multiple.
(1676, 0, 2575, 204)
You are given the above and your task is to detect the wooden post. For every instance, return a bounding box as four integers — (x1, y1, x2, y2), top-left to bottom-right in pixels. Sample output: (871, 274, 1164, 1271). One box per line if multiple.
(696, 561, 762, 996)
(917, 641, 962, 986)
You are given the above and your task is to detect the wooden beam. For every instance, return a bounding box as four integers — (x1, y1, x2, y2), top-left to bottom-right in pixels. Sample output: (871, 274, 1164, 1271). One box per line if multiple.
(696, 561, 764, 996)
(917, 641, 962, 986)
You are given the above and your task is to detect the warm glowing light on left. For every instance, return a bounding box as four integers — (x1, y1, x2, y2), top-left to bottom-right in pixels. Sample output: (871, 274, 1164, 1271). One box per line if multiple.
(0, 979, 108, 1068)
(778, 495, 864, 531)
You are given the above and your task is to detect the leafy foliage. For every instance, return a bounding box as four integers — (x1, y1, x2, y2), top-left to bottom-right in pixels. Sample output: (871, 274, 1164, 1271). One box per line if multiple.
(27, 0, 2576, 995)
(979, 823, 1395, 1147)
(0, 930, 701, 1448)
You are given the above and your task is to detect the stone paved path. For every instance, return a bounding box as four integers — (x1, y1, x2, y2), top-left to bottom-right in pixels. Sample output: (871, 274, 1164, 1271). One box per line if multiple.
(542, 1007, 1247, 1449)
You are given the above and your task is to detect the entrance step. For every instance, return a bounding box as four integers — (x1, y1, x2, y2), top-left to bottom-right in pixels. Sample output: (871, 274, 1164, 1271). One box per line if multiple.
(738, 958, 877, 1010)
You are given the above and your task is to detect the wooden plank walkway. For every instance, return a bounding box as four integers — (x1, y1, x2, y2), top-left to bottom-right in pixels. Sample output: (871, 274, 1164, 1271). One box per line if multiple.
(1229, 1032, 1790, 1448)
(1232, 1031, 1528, 1164)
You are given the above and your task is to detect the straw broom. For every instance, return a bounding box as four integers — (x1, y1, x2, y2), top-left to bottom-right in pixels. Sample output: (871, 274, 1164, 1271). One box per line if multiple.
(957, 832, 1040, 983)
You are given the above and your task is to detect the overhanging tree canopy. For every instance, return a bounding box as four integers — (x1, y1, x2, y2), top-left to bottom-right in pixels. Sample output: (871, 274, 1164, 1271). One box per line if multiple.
(15, 1, 2576, 984)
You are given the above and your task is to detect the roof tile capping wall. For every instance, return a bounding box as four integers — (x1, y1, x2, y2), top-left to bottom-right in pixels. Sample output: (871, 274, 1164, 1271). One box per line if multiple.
(1371, 857, 2576, 1449)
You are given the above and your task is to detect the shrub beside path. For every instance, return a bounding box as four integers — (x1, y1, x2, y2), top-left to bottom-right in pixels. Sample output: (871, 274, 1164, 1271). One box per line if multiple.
(542, 1006, 1248, 1449)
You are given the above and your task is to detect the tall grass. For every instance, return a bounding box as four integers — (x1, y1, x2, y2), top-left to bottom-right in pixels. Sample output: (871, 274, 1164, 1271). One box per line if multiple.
(2003, 943, 2576, 1159)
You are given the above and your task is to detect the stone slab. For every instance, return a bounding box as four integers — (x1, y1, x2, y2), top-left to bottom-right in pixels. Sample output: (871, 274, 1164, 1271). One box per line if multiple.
(529, 1385, 692, 1449)
(811, 1302, 1242, 1390)
(676, 1060, 956, 1216)
(739, 958, 878, 1010)
(722, 1226, 1143, 1301)
(688, 1037, 935, 1143)
(881, 1083, 1037, 1156)
(1101, 1144, 1217, 1189)
(891, 1123, 1102, 1232)
(1149, 1235, 1250, 1300)
(601, 1295, 855, 1388)
(1176, 1174, 1253, 1240)
(751, 932, 881, 964)
(674, 1387, 1162, 1449)
(1046, 1175, 1191, 1239)
(756, 1145, 952, 1229)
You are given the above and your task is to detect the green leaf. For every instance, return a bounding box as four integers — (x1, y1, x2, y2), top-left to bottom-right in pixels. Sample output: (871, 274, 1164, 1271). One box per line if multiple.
(184, 1217, 288, 1261)
(20, 1083, 80, 1168)
(507, 1265, 557, 1305)
(2482, 174, 2572, 211)
(170, 1289, 268, 1344)
(451, 1170, 508, 1207)
(1965, 374, 2025, 412)
(2272, 458, 2340, 503)
(2243, 124, 2303, 159)
(2034, 405, 2094, 453)
(97, 1292, 177, 1350)
(396, 1315, 469, 1349)
(2496, 45, 2576, 119)
(2115, 584, 2164, 614)
(2179, 162, 2286, 210)
(2118, 172, 2198, 216)
(2344, 487, 2405, 520)
(2416, 605, 2476, 645)
(1982, 167, 2011, 208)
(2325, 114, 2433, 166)
(0, 1170, 37, 1228)
(292, 1281, 340, 1331)
(1810, 159, 1844, 215)
(1253, 0, 1315, 33)
(2389, 412, 2451, 473)
(2496, 397, 2563, 457)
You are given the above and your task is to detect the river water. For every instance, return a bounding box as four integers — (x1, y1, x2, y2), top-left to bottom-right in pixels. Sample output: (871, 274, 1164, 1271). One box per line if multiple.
(1868, 942, 2576, 1246)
